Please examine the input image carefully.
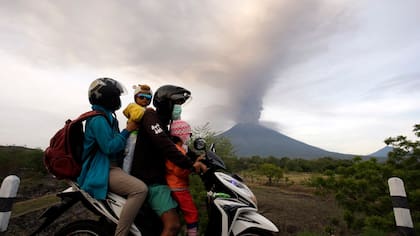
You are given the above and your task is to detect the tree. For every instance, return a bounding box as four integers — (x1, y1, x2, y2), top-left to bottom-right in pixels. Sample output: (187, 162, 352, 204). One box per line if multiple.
(385, 124, 420, 231)
(257, 163, 283, 185)
(309, 124, 420, 234)
(191, 122, 238, 171)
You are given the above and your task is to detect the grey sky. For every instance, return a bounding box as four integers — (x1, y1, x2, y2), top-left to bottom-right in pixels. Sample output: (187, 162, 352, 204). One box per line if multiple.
(0, 0, 419, 155)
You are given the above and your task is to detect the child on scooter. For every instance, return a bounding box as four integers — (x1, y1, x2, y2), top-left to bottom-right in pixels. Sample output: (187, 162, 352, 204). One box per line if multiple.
(122, 84, 152, 173)
(166, 120, 199, 236)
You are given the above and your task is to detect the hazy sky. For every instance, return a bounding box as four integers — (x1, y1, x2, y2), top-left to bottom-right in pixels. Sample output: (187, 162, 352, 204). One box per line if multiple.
(1, 0, 419, 155)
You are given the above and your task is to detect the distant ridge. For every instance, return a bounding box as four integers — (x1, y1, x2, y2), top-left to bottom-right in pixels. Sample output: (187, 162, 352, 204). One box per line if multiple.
(219, 123, 354, 159)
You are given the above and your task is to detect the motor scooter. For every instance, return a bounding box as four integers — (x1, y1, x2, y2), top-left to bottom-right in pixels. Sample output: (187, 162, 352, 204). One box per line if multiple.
(32, 138, 279, 236)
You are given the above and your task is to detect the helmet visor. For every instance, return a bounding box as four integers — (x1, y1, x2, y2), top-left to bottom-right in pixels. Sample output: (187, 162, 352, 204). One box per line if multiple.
(171, 92, 191, 105)
(181, 95, 192, 106)
(115, 80, 127, 96)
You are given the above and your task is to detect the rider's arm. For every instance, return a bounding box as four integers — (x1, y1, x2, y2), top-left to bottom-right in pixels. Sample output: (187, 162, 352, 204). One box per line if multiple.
(89, 115, 129, 155)
(142, 111, 194, 169)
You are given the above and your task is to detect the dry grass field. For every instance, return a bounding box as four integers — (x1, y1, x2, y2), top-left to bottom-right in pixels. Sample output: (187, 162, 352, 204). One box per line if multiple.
(243, 172, 347, 236)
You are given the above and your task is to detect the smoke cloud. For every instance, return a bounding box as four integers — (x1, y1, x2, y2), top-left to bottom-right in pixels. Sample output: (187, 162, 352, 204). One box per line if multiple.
(2, 1, 420, 154)
(0, 0, 350, 125)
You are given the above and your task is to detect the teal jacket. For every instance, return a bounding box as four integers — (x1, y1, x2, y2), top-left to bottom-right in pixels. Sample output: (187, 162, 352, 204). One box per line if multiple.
(77, 105, 130, 200)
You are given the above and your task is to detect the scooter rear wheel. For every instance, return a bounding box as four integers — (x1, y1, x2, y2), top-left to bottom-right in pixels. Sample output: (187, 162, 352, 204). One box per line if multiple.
(55, 220, 111, 236)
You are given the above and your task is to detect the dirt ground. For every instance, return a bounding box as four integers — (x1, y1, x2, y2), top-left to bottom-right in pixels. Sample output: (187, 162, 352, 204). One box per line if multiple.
(251, 184, 347, 236)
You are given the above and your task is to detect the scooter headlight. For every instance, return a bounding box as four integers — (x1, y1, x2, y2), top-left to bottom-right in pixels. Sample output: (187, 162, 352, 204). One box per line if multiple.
(215, 172, 258, 208)
(231, 179, 257, 206)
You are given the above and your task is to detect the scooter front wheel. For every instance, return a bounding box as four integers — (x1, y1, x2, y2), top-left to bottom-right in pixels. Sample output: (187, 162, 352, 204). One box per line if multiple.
(55, 220, 111, 236)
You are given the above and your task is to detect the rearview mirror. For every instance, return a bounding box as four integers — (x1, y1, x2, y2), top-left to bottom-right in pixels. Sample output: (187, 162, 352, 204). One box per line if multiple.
(193, 138, 206, 151)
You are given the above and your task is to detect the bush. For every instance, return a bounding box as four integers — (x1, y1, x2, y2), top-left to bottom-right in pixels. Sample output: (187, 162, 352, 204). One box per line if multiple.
(308, 124, 420, 234)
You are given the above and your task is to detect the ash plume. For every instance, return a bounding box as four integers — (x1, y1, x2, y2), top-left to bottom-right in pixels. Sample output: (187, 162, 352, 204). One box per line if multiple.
(0, 0, 350, 125)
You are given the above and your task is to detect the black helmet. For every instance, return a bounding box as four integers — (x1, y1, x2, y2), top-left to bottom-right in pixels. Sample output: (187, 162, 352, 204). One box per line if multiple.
(88, 77, 126, 111)
(153, 85, 191, 115)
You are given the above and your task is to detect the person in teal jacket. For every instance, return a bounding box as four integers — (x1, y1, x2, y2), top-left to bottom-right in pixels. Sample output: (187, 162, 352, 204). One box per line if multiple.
(77, 77, 148, 236)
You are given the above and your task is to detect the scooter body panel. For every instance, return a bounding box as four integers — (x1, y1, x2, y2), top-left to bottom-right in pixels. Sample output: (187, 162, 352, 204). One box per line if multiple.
(231, 210, 279, 235)
(212, 198, 278, 235)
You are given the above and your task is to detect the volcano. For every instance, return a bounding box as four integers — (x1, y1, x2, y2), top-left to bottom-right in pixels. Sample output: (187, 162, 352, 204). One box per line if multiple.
(219, 123, 354, 159)
(368, 146, 392, 158)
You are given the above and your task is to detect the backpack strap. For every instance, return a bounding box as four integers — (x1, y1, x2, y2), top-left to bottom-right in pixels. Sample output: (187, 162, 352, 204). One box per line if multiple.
(75, 110, 112, 169)
(66, 110, 110, 157)
(75, 110, 111, 126)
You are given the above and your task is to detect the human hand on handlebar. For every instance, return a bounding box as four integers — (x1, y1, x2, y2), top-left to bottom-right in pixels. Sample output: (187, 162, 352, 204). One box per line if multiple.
(195, 154, 205, 162)
(192, 155, 207, 173)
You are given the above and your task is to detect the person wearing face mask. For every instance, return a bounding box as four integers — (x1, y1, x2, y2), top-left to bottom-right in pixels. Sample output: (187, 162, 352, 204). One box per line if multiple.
(171, 103, 182, 120)
(166, 120, 200, 236)
(130, 85, 207, 236)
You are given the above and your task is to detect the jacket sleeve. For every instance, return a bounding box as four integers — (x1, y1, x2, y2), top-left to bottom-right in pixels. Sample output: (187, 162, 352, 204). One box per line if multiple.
(123, 103, 146, 122)
(89, 116, 129, 155)
(143, 112, 194, 169)
(166, 160, 191, 178)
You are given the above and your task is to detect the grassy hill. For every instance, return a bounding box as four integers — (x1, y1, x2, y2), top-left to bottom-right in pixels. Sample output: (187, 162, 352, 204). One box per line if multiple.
(0, 145, 66, 202)
(0, 145, 46, 179)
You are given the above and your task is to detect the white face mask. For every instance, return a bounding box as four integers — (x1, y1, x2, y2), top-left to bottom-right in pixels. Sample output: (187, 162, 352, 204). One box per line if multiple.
(182, 144, 188, 152)
(172, 104, 182, 120)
